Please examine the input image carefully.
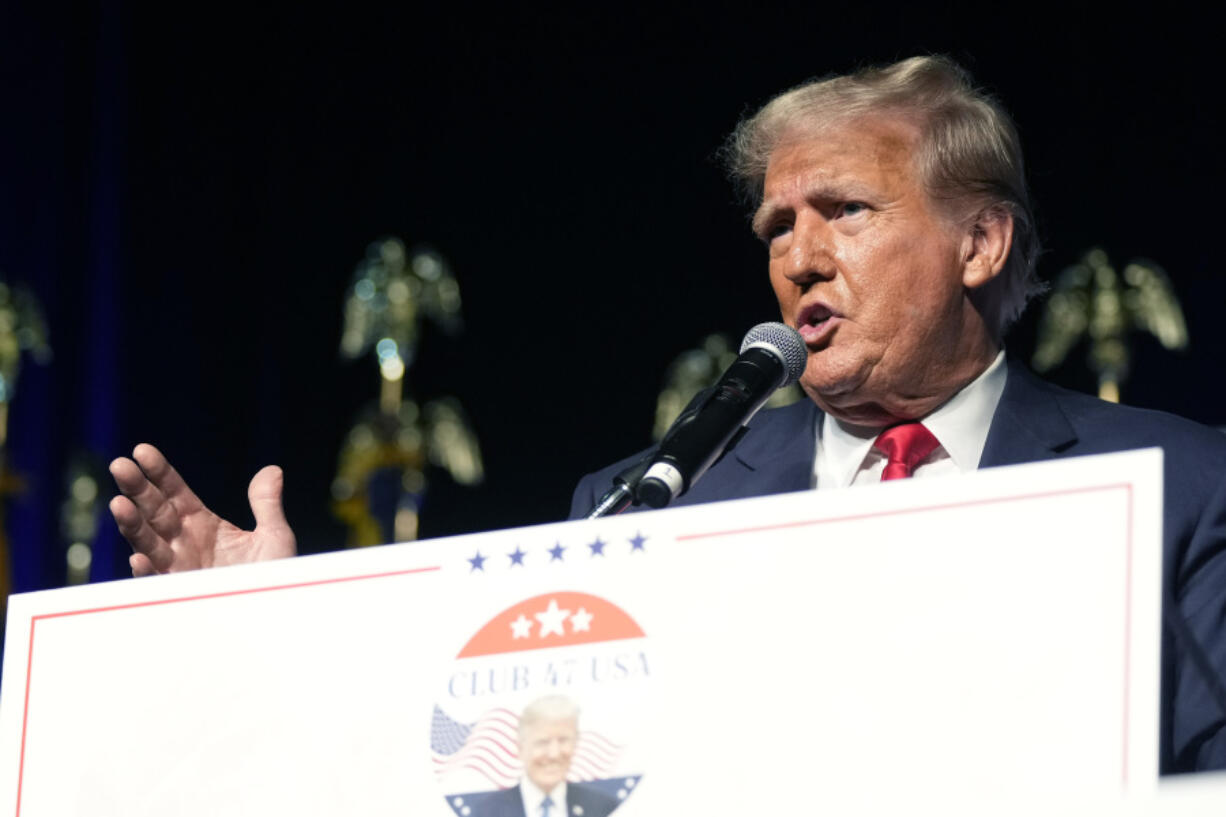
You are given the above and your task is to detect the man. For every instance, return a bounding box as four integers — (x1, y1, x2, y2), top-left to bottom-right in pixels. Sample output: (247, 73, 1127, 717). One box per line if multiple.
(568, 56, 1226, 775)
(471, 696, 618, 817)
(109, 56, 1226, 774)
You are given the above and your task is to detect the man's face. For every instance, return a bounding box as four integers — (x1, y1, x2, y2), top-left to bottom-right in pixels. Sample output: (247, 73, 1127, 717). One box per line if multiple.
(519, 716, 577, 793)
(754, 115, 988, 425)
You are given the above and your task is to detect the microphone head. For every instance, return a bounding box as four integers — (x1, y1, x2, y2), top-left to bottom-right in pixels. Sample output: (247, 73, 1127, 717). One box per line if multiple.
(740, 322, 807, 387)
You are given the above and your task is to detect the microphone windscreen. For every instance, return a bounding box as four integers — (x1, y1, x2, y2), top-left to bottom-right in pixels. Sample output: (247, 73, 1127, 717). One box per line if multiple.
(740, 322, 807, 387)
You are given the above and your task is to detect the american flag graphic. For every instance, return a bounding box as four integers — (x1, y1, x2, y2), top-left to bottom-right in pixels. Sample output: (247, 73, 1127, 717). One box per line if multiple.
(431, 705, 625, 789)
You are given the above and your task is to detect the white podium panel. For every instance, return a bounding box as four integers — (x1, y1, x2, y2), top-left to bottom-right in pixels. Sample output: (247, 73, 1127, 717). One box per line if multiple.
(0, 450, 1177, 815)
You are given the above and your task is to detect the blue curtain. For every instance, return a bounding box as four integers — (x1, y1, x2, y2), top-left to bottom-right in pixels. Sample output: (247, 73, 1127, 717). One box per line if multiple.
(1, 3, 125, 597)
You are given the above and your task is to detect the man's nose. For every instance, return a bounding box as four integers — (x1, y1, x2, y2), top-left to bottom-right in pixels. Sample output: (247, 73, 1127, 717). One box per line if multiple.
(782, 213, 837, 285)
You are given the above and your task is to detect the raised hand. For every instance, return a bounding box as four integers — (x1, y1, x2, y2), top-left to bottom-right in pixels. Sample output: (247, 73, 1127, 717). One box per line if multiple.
(108, 443, 297, 576)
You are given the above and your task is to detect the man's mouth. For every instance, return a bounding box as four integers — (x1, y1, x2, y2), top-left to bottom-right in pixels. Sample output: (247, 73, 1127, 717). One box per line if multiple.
(797, 302, 841, 344)
(800, 303, 833, 326)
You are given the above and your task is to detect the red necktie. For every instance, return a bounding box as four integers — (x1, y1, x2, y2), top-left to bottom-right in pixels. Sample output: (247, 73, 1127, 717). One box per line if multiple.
(873, 422, 941, 481)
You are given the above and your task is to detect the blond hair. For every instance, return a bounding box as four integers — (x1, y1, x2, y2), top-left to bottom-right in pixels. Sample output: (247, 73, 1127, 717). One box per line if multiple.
(518, 695, 579, 738)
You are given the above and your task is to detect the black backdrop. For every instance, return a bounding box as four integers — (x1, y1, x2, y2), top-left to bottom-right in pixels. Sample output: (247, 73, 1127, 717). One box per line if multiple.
(3, 4, 1224, 589)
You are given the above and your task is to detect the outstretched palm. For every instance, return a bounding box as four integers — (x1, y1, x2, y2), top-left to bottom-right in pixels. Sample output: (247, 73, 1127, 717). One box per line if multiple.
(109, 444, 297, 576)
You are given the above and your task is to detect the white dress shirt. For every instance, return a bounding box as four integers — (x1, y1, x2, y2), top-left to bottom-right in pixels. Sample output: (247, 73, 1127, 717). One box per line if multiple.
(813, 351, 1007, 489)
(519, 777, 567, 817)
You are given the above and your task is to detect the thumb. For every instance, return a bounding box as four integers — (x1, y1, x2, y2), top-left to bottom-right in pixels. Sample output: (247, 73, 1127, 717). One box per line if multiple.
(248, 465, 291, 531)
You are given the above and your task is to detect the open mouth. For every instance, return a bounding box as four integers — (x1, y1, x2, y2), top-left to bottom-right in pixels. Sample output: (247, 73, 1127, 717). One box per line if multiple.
(797, 302, 840, 344)
(801, 304, 833, 327)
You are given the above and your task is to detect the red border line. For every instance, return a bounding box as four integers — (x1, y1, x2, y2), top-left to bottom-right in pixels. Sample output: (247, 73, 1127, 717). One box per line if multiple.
(13, 564, 440, 817)
(675, 483, 1133, 541)
(13, 619, 35, 817)
(1123, 484, 1134, 787)
(31, 565, 441, 621)
(676, 480, 1138, 787)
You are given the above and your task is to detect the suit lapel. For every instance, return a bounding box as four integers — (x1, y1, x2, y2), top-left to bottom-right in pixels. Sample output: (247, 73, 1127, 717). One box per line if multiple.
(979, 359, 1079, 468)
(498, 785, 524, 817)
(728, 398, 820, 493)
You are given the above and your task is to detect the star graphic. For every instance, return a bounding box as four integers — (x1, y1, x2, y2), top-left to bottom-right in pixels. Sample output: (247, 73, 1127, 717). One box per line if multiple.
(535, 599, 571, 638)
(629, 532, 647, 552)
(468, 551, 487, 572)
(548, 542, 566, 561)
(571, 607, 594, 633)
(508, 546, 526, 567)
(588, 537, 606, 556)
(510, 614, 533, 639)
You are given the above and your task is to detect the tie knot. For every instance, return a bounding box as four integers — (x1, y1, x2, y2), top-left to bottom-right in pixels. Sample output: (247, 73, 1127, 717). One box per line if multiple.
(873, 422, 940, 481)
(540, 795, 554, 817)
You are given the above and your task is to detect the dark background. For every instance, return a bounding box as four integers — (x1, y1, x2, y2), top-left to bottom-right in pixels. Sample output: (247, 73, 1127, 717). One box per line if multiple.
(2, 4, 1223, 591)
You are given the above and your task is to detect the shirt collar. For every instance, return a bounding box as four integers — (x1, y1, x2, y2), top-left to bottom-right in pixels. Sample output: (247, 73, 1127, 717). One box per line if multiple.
(819, 403, 882, 490)
(520, 777, 567, 816)
(816, 350, 1007, 488)
(921, 349, 1007, 471)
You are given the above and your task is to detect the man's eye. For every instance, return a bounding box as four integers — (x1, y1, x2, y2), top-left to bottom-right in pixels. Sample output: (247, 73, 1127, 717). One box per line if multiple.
(763, 223, 791, 242)
(838, 202, 867, 217)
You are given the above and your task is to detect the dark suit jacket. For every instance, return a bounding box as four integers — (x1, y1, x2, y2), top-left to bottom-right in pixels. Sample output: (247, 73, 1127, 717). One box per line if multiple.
(472, 782, 619, 817)
(570, 360, 1226, 774)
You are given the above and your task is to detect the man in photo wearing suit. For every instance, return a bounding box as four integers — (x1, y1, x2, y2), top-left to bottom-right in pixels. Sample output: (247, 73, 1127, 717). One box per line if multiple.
(109, 56, 1226, 775)
(472, 696, 618, 817)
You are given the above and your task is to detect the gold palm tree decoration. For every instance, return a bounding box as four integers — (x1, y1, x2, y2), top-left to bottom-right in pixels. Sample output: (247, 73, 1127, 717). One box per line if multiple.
(1032, 248, 1187, 403)
(0, 281, 52, 446)
(332, 239, 483, 546)
(0, 279, 52, 610)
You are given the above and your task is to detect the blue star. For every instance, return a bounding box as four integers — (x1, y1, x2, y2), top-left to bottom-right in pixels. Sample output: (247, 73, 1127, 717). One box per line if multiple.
(468, 551, 487, 572)
(548, 542, 566, 561)
(588, 537, 606, 556)
(629, 532, 647, 552)
(508, 546, 526, 567)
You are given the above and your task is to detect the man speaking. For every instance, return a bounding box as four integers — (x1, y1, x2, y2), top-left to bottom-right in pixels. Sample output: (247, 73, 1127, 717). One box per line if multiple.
(109, 56, 1226, 775)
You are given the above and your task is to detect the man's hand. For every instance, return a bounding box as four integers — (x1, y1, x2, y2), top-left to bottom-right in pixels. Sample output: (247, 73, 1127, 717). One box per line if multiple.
(108, 443, 297, 576)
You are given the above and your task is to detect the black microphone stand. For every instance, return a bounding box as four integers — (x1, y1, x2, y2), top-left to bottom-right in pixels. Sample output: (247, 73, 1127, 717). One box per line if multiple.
(583, 454, 653, 519)
(582, 386, 716, 519)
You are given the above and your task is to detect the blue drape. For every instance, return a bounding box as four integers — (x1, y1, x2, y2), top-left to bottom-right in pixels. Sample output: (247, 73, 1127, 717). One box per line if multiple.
(2, 3, 125, 595)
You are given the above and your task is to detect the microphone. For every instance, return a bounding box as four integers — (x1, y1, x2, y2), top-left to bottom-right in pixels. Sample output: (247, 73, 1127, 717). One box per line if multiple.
(583, 387, 716, 519)
(636, 322, 806, 509)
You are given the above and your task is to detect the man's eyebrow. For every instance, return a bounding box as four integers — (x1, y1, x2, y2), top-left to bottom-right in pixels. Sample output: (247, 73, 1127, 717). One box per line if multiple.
(751, 201, 783, 237)
(753, 177, 883, 235)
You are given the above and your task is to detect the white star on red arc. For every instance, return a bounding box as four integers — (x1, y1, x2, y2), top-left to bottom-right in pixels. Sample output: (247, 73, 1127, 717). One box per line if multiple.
(534, 599, 571, 638)
(570, 607, 594, 632)
(510, 613, 533, 639)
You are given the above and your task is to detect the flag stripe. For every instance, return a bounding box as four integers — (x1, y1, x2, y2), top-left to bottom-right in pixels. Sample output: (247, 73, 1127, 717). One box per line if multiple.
(433, 747, 518, 776)
(433, 743, 520, 777)
(448, 759, 517, 789)
(578, 731, 622, 752)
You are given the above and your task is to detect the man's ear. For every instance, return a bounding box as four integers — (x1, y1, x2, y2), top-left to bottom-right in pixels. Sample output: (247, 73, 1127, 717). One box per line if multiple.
(961, 205, 1014, 290)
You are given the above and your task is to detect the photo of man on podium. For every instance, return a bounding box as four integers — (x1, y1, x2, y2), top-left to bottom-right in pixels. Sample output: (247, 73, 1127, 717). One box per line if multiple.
(469, 696, 619, 817)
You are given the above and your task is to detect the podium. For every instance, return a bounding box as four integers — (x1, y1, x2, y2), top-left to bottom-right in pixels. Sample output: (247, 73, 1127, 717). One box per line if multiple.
(2, 448, 1223, 815)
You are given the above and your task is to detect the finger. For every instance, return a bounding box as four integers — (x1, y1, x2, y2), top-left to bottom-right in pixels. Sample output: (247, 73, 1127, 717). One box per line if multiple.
(129, 552, 157, 578)
(109, 494, 173, 571)
(248, 465, 291, 533)
(124, 444, 209, 541)
(131, 443, 207, 515)
(109, 455, 155, 497)
(110, 454, 183, 541)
